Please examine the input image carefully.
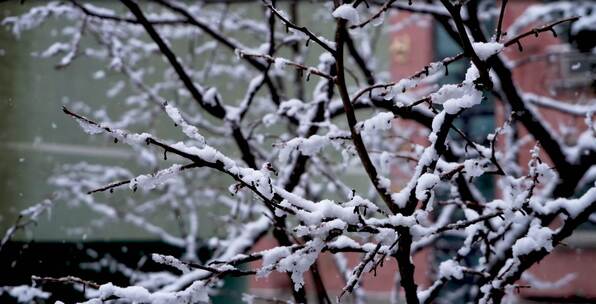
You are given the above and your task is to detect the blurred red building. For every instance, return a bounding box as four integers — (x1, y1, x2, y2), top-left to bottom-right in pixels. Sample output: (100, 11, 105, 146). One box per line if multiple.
(247, 1, 595, 302)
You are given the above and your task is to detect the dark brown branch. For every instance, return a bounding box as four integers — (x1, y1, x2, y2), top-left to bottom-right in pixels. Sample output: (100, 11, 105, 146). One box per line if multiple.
(495, 0, 509, 42)
(62, 107, 293, 214)
(483, 190, 596, 302)
(122, 0, 227, 118)
(152, 0, 285, 118)
(350, 0, 397, 29)
(32, 275, 101, 289)
(310, 260, 332, 304)
(440, 0, 492, 89)
(185, 262, 257, 277)
(282, 73, 334, 192)
(339, 242, 382, 299)
(238, 51, 334, 80)
(289, 0, 305, 101)
(344, 31, 376, 85)
(334, 9, 398, 215)
(382, 0, 450, 17)
(502, 16, 579, 49)
(262, 0, 336, 55)
(151, 0, 267, 72)
(70, 0, 187, 25)
(86, 163, 200, 195)
(436, 11, 582, 196)
(394, 229, 419, 304)
(433, 211, 504, 234)
(124, 0, 261, 169)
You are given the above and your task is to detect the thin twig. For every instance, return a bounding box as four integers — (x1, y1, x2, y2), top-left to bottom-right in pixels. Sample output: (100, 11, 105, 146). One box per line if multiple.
(262, 0, 336, 55)
(32, 275, 101, 289)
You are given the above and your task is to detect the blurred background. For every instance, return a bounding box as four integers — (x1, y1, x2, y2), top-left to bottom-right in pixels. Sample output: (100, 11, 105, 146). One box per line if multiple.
(0, 0, 595, 303)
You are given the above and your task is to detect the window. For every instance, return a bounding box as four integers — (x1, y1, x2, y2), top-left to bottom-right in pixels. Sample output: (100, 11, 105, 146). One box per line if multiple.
(433, 22, 496, 199)
(431, 21, 496, 300)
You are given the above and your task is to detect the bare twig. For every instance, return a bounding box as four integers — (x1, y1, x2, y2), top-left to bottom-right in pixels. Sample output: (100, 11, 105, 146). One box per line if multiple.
(32, 275, 101, 289)
(262, 0, 336, 55)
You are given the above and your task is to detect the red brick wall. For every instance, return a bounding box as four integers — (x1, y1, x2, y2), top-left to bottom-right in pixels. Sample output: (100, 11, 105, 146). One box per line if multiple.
(497, 0, 591, 170)
(497, 1, 595, 298)
(246, 1, 595, 300)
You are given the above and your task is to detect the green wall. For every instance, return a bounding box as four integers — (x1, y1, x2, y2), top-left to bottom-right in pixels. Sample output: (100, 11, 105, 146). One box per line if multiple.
(0, 1, 390, 241)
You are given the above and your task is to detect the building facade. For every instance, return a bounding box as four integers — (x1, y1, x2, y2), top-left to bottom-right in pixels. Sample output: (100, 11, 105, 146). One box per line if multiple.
(249, 1, 596, 302)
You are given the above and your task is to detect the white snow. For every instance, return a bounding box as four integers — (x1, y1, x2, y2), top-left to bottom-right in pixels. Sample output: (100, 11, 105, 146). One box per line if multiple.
(328, 235, 361, 250)
(512, 219, 554, 257)
(431, 65, 483, 114)
(1, 286, 50, 303)
(282, 134, 329, 157)
(164, 102, 206, 146)
(106, 80, 125, 98)
(472, 42, 503, 60)
(415, 173, 440, 200)
(152, 254, 191, 273)
(572, 12, 596, 33)
(278, 99, 305, 116)
(98, 281, 208, 303)
(4, 2, 593, 302)
(439, 260, 464, 280)
(332, 4, 359, 24)
(463, 159, 489, 178)
(356, 112, 394, 134)
(130, 164, 183, 191)
(93, 70, 105, 79)
(392, 78, 418, 94)
(387, 213, 417, 227)
(542, 187, 596, 218)
(19, 199, 53, 220)
(203, 87, 219, 106)
(257, 246, 292, 278)
(276, 239, 325, 291)
(273, 57, 291, 71)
